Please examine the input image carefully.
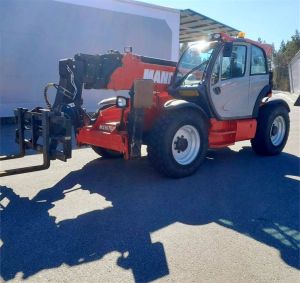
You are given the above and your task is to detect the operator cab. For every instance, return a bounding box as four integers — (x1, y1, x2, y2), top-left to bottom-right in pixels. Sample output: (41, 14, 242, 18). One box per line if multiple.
(174, 41, 218, 87)
(170, 33, 270, 120)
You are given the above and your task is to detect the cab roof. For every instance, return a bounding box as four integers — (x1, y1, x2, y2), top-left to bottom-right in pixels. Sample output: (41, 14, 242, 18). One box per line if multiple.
(221, 33, 273, 57)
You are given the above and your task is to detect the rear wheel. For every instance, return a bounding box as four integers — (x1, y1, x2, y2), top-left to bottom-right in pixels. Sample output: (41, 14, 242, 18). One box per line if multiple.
(91, 146, 123, 158)
(147, 110, 208, 178)
(251, 105, 289, 155)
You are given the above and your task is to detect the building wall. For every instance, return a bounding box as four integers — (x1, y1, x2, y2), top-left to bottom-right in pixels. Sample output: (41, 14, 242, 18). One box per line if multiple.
(289, 51, 300, 94)
(0, 0, 180, 116)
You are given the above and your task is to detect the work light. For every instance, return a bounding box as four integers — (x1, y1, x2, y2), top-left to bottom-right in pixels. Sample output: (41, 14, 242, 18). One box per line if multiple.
(116, 96, 128, 108)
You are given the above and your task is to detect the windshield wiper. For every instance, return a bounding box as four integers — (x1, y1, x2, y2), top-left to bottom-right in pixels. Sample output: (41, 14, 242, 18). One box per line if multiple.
(175, 60, 209, 87)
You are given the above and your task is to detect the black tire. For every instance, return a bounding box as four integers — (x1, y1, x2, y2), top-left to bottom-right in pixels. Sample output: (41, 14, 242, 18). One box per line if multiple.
(147, 109, 208, 178)
(91, 146, 123, 158)
(251, 104, 290, 155)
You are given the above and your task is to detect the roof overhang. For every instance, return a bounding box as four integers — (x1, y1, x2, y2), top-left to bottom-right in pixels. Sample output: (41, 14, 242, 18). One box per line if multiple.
(180, 9, 239, 43)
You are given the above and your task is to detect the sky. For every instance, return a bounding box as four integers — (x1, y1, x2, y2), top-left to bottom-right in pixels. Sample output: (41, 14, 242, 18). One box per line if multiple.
(140, 0, 300, 50)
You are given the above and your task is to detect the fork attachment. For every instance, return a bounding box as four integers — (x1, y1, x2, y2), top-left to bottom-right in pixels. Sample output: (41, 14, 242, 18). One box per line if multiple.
(0, 108, 72, 177)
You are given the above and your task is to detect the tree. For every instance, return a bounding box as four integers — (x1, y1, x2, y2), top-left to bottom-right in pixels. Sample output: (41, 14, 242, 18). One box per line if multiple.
(273, 30, 300, 91)
(257, 37, 266, 44)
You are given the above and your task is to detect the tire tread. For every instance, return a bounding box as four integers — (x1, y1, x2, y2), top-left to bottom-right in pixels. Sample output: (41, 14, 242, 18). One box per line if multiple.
(147, 109, 208, 178)
(251, 105, 289, 155)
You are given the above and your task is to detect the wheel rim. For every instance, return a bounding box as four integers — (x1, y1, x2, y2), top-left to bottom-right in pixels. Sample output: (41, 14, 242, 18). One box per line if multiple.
(270, 115, 286, 146)
(172, 125, 200, 165)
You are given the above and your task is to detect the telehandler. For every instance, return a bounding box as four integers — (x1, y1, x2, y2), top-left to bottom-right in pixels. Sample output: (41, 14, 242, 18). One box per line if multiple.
(0, 32, 290, 178)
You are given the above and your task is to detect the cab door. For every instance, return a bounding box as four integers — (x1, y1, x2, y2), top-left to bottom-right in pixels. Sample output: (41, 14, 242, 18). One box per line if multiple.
(209, 43, 251, 119)
(248, 45, 270, 112)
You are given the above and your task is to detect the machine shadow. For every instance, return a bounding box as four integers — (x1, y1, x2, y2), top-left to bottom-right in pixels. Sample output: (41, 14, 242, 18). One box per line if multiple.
(1, 147, 299, 282)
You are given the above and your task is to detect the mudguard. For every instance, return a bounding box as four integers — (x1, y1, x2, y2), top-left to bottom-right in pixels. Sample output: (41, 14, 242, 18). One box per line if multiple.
(252, 85, 272, 117)
(164, 99, 209, 121)
(259, 98, 290, 113)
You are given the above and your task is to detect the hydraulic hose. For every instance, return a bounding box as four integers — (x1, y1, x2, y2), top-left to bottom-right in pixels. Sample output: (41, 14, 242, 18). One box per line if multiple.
(43, 83, 75, 110)
(44, 83, 57, 109)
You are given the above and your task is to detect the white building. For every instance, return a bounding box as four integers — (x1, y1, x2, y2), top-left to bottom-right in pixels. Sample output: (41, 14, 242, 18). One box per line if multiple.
(0, 0, 238, 117)
(289, 50, 300, 94)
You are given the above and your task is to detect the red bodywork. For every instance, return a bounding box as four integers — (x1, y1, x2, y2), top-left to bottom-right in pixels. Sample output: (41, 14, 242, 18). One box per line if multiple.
(77, 50, 257, 158)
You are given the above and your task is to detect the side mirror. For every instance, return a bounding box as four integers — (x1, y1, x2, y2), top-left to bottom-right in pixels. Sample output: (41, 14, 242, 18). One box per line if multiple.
(269, 71, 273, 88)
(116, 96, 129, 108)
(223, 42, 233, 57)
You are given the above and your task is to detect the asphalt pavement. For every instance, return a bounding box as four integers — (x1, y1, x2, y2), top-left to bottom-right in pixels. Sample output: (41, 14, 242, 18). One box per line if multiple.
(0, 93, 299, 282)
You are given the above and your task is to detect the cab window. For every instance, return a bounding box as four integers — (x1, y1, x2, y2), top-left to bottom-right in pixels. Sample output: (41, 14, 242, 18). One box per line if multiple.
(175, 42, 217, 87)
(251, 45, 267, 75)
(221, 45, 246, 80)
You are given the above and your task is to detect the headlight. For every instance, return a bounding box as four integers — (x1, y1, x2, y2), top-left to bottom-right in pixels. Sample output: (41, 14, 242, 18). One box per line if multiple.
(116, 96, 128, 108)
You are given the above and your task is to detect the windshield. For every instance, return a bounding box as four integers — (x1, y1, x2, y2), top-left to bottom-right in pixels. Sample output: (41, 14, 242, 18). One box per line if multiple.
(175, 42, 217, 86)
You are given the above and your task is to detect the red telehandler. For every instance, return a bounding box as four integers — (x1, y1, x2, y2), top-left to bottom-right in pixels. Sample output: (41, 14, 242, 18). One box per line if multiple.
(0, 33, 290, 178)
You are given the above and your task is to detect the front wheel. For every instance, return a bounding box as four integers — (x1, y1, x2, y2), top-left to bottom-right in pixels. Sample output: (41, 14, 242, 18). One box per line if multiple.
(251, 104, 290, 155)
(147, 110, 208, 178)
